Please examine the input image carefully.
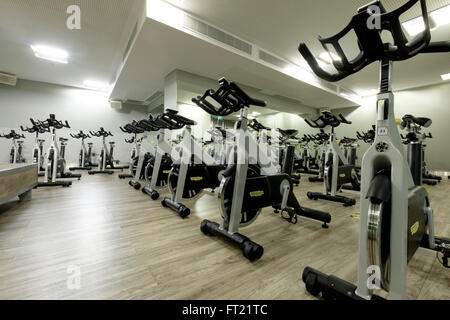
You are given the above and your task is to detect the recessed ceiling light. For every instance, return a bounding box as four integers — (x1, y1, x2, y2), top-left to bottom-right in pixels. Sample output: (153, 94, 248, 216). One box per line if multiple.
(251, 111, 261, 116)
(402, 17, 426, 36)
(83, 80, 109, 91)
(430, 5, 450, 27)
(147, 0, 185, 28)
(402, 5, 450, 36)
(318, 52, 341, 64)
(441, 73, 450, 81)
(31, 45, 68, 64)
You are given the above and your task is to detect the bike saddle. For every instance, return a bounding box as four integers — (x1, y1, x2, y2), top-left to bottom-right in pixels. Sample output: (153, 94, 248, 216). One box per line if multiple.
(401, 114, 432, 128)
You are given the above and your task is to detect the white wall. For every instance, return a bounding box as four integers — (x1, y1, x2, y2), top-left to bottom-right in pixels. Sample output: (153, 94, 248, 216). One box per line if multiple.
(178, 103, 212, 140)
(332, 82, 450, 171)
(255, 82, 450, 171)
(0, 80, 148, 166)
(256, 112, 318, 136)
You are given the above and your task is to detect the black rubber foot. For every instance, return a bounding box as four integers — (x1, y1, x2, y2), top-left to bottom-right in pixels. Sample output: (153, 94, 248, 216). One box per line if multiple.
(129, 180, 141, 190)
(119, 174, 133, 179)
(423, 174, 442, 181)
(59, 173, 82, 180)
(307, 192, 355, 207)
(200, 220, 263, 261)
(69, 167, 92, 171)
(142, 186, 159, 200)
(162, 198, 191, 218)
(88, 171, 114, 175)
(301, 267, 371, 300)
(423, 179, 437, 186)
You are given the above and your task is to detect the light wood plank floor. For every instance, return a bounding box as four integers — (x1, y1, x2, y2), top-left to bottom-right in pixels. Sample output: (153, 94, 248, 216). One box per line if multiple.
(0, 171, 448, 300)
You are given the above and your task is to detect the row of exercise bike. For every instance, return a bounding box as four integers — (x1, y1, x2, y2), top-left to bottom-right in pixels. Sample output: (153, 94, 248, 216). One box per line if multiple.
(117, 3, 450, 294)
(2, 114, 129, 187)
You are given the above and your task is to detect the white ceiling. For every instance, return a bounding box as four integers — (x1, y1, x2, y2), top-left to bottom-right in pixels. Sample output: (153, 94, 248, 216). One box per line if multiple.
(110, 18, 356, 111)
(0, 0, 448, 113)
(165, 0, 450, 93)
(0, 0, 143, 89)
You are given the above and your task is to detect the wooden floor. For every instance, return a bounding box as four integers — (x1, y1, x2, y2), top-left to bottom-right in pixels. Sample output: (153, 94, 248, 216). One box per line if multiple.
(0, 171, 448, 300)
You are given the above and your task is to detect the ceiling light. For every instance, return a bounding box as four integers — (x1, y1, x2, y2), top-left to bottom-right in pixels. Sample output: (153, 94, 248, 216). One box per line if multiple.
(83, 80, 109, 91)
(251, 111, 261, 116)
(318, 52, 341, 64)
(402, 5, 450, 36)
(147, 0, 185, 29)
(430, 5, 450, 27)
(441, 73, 450, 81)
(402, 16, 426, 36)
(31, 45, 68, 64)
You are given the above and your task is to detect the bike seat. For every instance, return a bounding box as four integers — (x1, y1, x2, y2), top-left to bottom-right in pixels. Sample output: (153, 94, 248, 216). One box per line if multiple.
(402, 114, 432, 128)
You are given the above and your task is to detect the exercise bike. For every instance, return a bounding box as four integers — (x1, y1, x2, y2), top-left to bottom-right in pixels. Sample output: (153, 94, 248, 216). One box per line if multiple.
(400, 116, 438, 187)
(88, 128, 116, 175)
(126, 117, 160, 188)
(119, 122, 146, 179)
(298, 0, 450, 300)
(69, 131, 93, 171)
(0, 130, 26, 164)
(305, 112, 360, 206)
(305, 131, 329, 183)
(192, 78, 331, 261)
(141, 112, 180, 200)
(21, 122, 47, 174)
(157, 110, 226, 218)
(31, 115, 74, 187)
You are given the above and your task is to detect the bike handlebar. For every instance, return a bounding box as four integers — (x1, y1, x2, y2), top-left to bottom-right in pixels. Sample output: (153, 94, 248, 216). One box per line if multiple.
(90, 127, 113, 138)
(298, 0, 450, 83)
(192, 78, 266, 116)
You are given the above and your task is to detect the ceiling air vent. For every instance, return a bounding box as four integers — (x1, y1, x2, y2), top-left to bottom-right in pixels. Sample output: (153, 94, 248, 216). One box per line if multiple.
(258, 50, 289, 69)
(183, 16, 252, 55)
(123, 21, 139, 62)
(110, 100, 123, 110)
(0, 72, 17, 86)
(125, 99, 147, 106)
